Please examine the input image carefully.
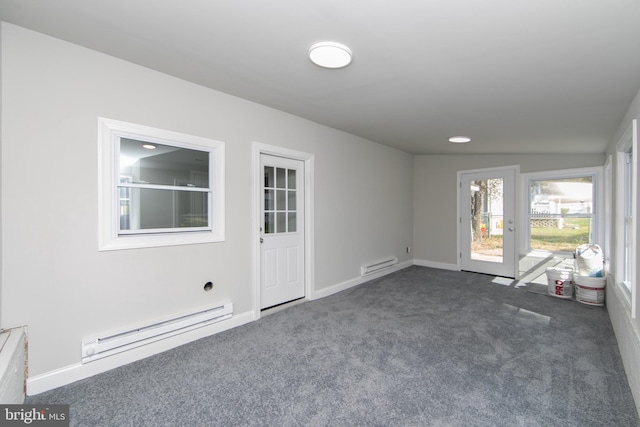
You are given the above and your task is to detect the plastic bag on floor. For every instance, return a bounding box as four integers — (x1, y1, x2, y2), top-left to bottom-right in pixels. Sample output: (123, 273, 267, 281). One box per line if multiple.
(575, 244, 604, 277)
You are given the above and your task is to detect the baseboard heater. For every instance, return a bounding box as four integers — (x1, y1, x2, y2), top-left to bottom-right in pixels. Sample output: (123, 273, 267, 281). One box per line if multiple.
(81, 302, 232, 363)
(361, 257, 398, 276)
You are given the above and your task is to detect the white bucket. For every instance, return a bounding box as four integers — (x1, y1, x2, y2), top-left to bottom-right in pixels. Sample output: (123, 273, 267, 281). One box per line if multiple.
(546, 268, 574, 299)
(574, 275, 606, 306)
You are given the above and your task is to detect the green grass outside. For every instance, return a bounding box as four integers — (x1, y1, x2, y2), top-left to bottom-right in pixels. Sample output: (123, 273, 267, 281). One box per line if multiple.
(472, 218, 591, 255)
(530, 218, 591, 252)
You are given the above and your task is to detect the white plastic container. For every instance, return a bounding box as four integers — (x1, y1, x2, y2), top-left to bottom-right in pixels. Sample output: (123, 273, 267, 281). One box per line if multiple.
(546, 268, 574, 299)
(574, 275, 606, 306)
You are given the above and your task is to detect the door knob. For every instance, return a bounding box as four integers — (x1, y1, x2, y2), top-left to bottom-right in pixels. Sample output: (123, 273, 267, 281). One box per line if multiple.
(260, 237, 264, 243)
(508, 227, 514, 232)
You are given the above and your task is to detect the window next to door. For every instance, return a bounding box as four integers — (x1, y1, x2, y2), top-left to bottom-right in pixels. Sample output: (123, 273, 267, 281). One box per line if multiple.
(521, 166, 603, 256)
(98, 118, 225, 250)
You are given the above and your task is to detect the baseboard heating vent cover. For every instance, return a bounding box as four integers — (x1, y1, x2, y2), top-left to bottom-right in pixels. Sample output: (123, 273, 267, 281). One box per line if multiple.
(81, 303, 233, 363)
(361, 257, 398, 276)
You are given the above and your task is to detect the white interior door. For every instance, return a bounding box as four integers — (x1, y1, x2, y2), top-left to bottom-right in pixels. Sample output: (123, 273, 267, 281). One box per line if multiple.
(460, 167, 517, 277)
(260, 154, 305, 309)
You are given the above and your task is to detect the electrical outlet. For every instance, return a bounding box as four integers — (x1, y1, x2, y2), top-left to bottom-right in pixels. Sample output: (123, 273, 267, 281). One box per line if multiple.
(406, 246, 411, 254)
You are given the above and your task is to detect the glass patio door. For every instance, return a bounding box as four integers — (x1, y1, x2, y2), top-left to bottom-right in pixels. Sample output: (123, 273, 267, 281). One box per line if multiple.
(460, 167, 517, 277)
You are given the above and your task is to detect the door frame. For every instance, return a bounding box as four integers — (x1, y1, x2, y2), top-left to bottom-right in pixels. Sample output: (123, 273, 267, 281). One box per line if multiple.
(457, 165, 519, 278)
(252, 142, 314, 319)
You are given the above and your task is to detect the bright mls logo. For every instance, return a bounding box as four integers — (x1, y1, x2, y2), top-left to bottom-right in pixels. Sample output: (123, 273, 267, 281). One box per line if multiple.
(1, 405, 69, 426)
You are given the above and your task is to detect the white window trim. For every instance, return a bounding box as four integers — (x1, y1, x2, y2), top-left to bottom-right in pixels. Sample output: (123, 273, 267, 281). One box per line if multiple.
(98, 118, 225, 251)
(519, 166, 603, 256)
(604, 155, 612, 274)
(615, 119, 637, 317)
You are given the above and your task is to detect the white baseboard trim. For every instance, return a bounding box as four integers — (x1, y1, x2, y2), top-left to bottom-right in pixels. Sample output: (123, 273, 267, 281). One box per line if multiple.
(607, 283, 640, 417)
(312, 260, 413, 300)
(26, 259, 457, 396)
(413, 259, 459, 271)
(27, 311, 255, 396)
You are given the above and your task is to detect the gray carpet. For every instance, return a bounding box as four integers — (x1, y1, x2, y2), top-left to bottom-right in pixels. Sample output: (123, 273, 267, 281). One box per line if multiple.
(27, 266, 639, 426)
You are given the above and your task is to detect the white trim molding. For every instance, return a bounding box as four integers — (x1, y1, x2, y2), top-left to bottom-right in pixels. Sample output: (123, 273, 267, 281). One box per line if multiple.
(607, 282, 640, 416)
(251, 142, 315, 318)
(615, 119, 638, 318)
(27, 311, 254, 396)
(519, 166, 604, 256)
(313, 260, 413, 300)
(98, 117, 225, 251)
(457, 165, 519, 278)
(413, 259, 459, 271)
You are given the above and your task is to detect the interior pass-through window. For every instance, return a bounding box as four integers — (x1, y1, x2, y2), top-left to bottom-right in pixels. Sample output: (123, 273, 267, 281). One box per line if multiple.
(98, 118, 225, 250)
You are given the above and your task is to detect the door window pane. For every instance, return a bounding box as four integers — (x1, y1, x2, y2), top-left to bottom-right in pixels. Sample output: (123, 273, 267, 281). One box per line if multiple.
(277, 190, 286, 210)
(263, 164, 299, 234)
(288, 190, 297, 211)
(277, 212, 287, 232)
(288, 169, 297, 189)
(288, 212, 297, 232)
(264, 190, 274, 211)
(264, 166, 275, 188)
(470, 178, 504, 262)
(276, 168, 286, 188)
(265, 212, 275, 234)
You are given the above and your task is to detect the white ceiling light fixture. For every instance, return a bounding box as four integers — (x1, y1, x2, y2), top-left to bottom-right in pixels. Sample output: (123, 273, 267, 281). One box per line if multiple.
(308, 41, 353, 69)
(449, 136, 471, 144)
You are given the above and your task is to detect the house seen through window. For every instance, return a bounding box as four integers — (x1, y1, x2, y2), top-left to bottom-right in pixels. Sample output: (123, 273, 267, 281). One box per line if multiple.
(529, 176, 594, 252)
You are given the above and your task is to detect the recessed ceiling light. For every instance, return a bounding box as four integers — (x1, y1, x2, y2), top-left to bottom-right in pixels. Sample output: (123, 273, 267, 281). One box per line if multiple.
(142, 144, 157, 150)
(308, 41, 353, 69)
(449, 136, 471, 144)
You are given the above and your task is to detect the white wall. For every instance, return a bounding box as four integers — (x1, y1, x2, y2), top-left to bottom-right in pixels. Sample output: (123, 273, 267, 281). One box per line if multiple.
(605, 87, 640, 414)
(413, 154, 605, 267)
(0, 23, 413, 387)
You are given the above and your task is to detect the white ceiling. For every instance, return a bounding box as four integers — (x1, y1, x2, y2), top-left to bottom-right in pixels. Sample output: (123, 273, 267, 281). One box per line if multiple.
(1, 0, 639, 155)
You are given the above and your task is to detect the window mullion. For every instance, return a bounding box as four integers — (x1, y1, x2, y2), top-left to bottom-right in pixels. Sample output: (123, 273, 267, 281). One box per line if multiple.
(119, 183, 211, 193)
